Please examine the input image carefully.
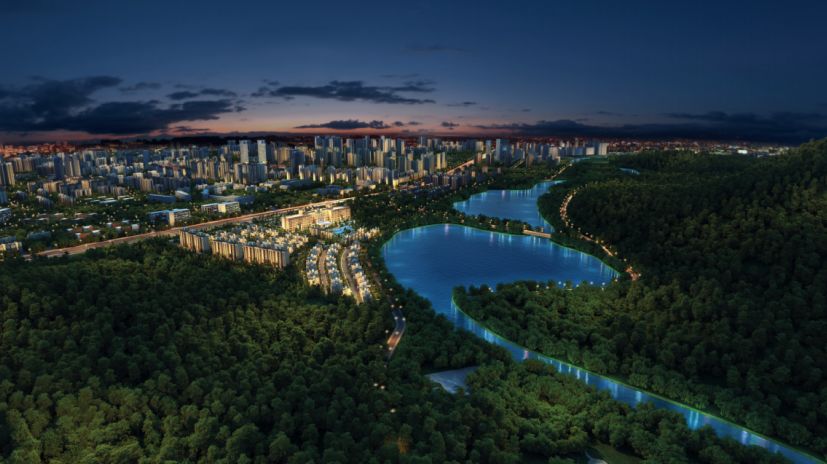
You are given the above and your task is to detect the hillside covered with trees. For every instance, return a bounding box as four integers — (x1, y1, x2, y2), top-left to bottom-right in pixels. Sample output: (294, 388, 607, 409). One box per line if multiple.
(0, 216, 794, 461)
(456, 140, 827, 458)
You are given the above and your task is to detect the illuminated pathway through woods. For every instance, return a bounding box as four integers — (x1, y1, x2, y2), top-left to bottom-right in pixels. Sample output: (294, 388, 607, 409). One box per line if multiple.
(559, 186, 640, 280)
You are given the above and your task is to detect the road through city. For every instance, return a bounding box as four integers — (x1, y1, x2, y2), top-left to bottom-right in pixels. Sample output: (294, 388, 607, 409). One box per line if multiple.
(34, 197, 352, 258)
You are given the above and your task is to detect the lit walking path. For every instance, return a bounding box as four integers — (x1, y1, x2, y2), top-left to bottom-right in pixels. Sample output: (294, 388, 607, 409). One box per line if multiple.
(559, 187, 640, 280)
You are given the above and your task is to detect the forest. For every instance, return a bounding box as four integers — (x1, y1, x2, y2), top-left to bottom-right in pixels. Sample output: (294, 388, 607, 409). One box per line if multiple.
(456, 140, 827, 459)
(0, 155, 805, 462)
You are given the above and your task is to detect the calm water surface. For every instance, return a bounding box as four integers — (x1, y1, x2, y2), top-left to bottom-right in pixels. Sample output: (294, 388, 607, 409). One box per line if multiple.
(381, 182, 822, 464)
(453, 180, 558, 230)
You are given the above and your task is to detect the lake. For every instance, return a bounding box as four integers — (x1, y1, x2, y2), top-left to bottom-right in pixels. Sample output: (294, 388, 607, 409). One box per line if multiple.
(380, 182, 822, 464)
(453, 180, 558, 231)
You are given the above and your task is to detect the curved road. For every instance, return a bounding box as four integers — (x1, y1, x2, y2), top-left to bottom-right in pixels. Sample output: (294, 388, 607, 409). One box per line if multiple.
(356, 243, 406, 359)
(559, 187, 640, 280)
(387, 308, 406, 358)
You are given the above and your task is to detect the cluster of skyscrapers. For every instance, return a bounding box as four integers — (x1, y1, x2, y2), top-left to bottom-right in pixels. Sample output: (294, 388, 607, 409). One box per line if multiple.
(0, 134, 607, 252)
(0, 135, 606, 210)
(469, 138, 608, 166)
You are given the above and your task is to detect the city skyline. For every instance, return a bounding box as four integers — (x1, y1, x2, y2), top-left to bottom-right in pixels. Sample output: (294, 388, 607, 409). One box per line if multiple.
(2, 0, 827, 144)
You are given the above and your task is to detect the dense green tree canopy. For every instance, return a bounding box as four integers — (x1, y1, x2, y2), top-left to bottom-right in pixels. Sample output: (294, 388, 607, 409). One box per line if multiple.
(457, 140, 827, 458)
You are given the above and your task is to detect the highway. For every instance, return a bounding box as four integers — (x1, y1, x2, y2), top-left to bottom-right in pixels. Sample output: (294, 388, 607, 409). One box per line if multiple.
(445, 158, 475, 175)
(34, 197, 351, 258)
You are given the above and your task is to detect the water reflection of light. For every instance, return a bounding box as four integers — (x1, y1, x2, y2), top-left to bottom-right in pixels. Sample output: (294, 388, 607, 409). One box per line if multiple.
(688, 410, 700, 429)
(385, 220, 818, 464)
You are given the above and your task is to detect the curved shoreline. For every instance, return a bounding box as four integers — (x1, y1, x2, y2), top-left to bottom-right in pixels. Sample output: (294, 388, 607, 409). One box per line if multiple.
(451, 180, 626, 276)
(447, 294, 825, 464)
(382, 222, 624, 278)
(453, 179, 558, 231)
(379, 178, 825, 464)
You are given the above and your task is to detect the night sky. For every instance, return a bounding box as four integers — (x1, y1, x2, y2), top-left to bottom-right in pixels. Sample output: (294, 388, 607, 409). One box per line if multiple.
(1, 0, 826, 143)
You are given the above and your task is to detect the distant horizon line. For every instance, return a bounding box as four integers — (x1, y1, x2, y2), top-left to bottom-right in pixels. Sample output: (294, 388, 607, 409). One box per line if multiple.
(0, 130, 800, 147)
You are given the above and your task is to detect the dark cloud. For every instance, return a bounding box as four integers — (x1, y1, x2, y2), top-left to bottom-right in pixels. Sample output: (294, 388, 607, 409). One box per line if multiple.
(666, 111, 822, 125)
(295, 119, 392, 130)
(251, 86, 271, 98)
(473, 120, 610, 136)
(475, 112, 827, 143)
(663, 111, 827, 142)
(167, 91, 200, 100)
(447, 101, 477, 107)
(405, 44, 466, 53)
(55, 100, 237, 135)
(199, 88, 237, 97)
(595, 110, 621, 116)
(27, 76, 122, 116)
(168, 88, 237, 100)
(172, 125, 210, 134)
(252, 80, 435, 104)
(391, 80, 435, 92)
(0, 76, 122, 130)
(391, 120, 424, 127)
(0, 76, 237, 135)
(521, 108, 532, 112)
(120, 81, 162, 93)
(441, 121, 460, 130)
